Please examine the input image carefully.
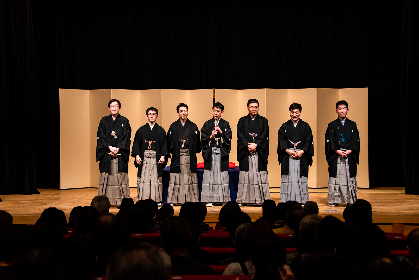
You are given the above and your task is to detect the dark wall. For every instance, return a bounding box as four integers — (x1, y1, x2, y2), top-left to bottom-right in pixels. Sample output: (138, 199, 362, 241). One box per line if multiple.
(3, 0, 417, 193)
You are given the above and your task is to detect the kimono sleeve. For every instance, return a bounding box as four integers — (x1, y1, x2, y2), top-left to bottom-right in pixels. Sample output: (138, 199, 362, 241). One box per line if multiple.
(116, 118, 132, 162)
(277, 123, 288, 164)
(201, 121, 212, 161)
(220, 121, 232, 155)
(255, 118, 269, 158)
(302, 123, 314, 156)
(96, 118, 110, 162)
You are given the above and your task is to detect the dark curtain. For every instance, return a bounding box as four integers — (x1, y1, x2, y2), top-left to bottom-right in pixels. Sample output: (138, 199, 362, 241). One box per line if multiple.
(2, 0, 418, 193)
(401, 0, 419, 194)
(1, 0, 39, 194)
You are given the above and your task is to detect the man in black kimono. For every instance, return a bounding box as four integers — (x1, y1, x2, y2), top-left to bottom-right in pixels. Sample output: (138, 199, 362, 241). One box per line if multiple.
(237, 99, 270, 205)
(131, 107, 167, 203)
(201, 102, 232, 206)
(96, 99, 132, 205)
(167, 103, 201, 204)
(325, 100, 360, 206)
(278, 103, 314, 203)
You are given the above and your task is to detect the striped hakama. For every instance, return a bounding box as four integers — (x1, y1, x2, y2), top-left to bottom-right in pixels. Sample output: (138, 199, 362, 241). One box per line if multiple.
(327, 156, 357, 204)
(237, 152, 270, 204)
(280, 148, 309, 203)
(167, 149, 199, 204)
(98, 157, 130, 205)
(201, 147, 230, 203)
(137, 150, 162, 202)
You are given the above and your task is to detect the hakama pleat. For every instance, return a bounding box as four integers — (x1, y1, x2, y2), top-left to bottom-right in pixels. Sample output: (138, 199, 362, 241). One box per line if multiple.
(137, 150, 162, 202)
(98, 157, 130, 205)
(201, 148, 230, 203)
(167, 149, 199, 204)
(327, 156, 357, 204)
(280, 149, 309, 203)
(237, 152, 270, 204)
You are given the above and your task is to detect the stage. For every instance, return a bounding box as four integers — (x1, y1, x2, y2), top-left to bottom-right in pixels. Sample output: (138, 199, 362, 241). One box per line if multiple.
(1, 187, 418, 235)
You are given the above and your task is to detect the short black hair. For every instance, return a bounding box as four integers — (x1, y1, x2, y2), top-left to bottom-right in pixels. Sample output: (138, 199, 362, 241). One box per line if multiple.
(160, 216, 191, 251)
(336, 100, 349, 109)
(146, 107, 158, 115)
(107, 243, 171, 280)
(213, 102, 224, 111)
(289, 102, 302, 112)
(247, 99, 259, 107)
(108, 99, 121, 108)
(176, 103, 188, 112)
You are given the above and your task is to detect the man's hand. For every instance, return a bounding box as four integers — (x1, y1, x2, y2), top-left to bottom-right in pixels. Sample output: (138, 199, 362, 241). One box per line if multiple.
(335, 149, 351, 158)
(158, 156, 165, 164)
(295, 150, 304, 158)
(214, 126, 222, 135)
(108, 146, 119, 157)
(136, 155, 142, 165)
(248, 143, 257, 152)
(210, 130, 217, 139)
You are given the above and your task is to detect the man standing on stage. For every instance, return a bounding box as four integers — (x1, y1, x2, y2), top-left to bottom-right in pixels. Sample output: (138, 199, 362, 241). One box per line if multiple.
(131, 107, 168, 203)
(325, 100, 360, 206)
(201, 102, 232, 206)
(278, 103, 314, 203)
(96, 99, 132, 205)
(167, 103, 201, 204)
(237, 99, 270, 205)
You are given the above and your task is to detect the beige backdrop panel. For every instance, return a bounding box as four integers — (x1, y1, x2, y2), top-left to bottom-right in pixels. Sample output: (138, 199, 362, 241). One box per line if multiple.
(289, 89, 318, 188)
(266, 89, 290, 189)
(339, 88, 369, 188)
(317, 88, 340, 188)
(89, 89, 112, 188)
(60, 88, 368, 191)
(60, 89, 91, 189)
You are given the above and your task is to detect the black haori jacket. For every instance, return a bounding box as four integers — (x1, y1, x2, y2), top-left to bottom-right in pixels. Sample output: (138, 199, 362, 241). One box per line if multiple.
(201, 118, 232, 172)
(237, 114, 269, 172)
(325, 118, 360, 178)
(167, 119, 201, 173)
(131, 123, 168, 177)
(277, 119, 314, 177)
(96, 114, 132, 173)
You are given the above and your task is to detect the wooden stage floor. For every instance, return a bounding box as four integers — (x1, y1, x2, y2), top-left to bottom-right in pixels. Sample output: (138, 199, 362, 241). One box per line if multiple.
(1, 187, 419, 235)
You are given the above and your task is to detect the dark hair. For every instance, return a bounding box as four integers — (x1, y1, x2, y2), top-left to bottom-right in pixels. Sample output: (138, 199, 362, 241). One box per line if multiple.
(179, 202, 201, 225)
(107, 243, 171, 280)
(304, 201, 319, 215)
(317, 216, 344, 253)
(345, 199, 372, 226)
(36, 207, 68, 235)
(128, 206, 155, 234)
(0, 210, 13, 233)
(242, 220, 273, 260)
(219, 201, 241, 228)
(73, 206, 98, 235)
(286, 205, 307, 233)
(161, 216, 191, 251)
(156, 204, 174, 223)
(108, 99, 121, 108)
(289, 102, 302, 112)
(146, 107, 158, 115)
(336, 100, 348, 109)
(226, 211, 252, 240)
(11, 248, 69, 280)
(176, 103, 188, 112)
(247, 99, 259, 107)
(213, 102, 224, 111)
(91, 195, 111, 214)
(408, 228, 419, 258)
(251, 233, 286, 279)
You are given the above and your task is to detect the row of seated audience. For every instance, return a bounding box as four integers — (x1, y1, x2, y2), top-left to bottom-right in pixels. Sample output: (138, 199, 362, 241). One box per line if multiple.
(0, 196, 419, 280)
